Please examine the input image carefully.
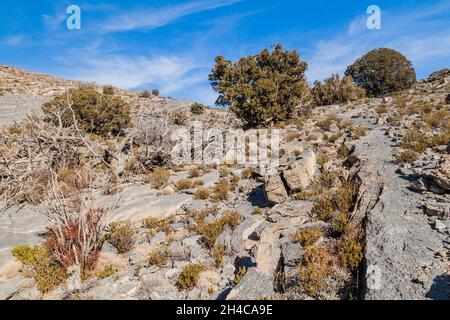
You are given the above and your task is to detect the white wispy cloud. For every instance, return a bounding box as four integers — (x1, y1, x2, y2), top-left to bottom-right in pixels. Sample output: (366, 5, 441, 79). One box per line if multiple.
(100, 0, 242, 33)
(2, 35, 26, 46)
(306, 0, 450, 82)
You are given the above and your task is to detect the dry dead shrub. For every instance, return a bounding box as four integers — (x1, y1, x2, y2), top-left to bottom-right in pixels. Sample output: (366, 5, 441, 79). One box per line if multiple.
(312, 75, 365, 106)
(0, 110, 114, 207)
(212, 245, 225, 267)
(133, 114, 176, 170)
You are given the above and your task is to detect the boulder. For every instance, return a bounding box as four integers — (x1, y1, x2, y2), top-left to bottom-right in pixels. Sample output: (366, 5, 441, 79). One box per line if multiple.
(432, 155, 450, 191)
(269, 200, 314, 218)
(282, 150, 316, 192)
(226, 268, 275, 300)
(425, 203, 449, 220)
(264, 174, 288, 204)
(281, 241, 304, 268)
(230, 217, 264, 255)
(197, 271, 221, 290)
(446, 93, 450, 105)
(409, 177, 429, 192)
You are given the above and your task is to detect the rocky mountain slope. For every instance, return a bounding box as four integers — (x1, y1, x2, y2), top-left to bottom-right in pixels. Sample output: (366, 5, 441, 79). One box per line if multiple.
(0, 66, 448, 300)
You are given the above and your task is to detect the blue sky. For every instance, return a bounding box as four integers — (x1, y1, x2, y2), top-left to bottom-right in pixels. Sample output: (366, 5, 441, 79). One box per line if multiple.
(0, 0, 449, 105)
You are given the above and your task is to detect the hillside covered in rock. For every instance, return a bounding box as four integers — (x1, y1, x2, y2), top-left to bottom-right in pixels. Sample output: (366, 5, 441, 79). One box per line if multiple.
(0, 50, 448, 301)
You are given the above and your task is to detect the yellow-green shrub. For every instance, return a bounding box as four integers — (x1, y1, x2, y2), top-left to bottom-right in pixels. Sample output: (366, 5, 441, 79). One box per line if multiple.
(177, 263, 205, 290)
(291, 228, 323, 247)
(148, 245, 171, 268)
(106, 221, 136, 254)
(42, 90, 131, 137)
(12, 245, 66, 293)
(298, 247, 333, 296)
(148, 167, 171, 190)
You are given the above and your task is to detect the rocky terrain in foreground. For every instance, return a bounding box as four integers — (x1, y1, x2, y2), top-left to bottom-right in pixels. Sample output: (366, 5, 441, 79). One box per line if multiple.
(0, 66, 448, 300)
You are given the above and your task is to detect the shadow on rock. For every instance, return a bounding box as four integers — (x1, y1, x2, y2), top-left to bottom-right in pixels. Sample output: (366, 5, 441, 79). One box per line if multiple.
(426, 274, 450, 300)
(247, 185, 271, 208)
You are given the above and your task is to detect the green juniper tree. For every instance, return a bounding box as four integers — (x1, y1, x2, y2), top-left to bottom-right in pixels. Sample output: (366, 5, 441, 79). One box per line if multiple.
(345, 48, 416, 96)
(209, 44, 311, 128)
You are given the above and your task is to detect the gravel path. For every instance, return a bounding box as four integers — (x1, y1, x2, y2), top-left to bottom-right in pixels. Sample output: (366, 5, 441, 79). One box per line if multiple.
(343, 111, 449, 300)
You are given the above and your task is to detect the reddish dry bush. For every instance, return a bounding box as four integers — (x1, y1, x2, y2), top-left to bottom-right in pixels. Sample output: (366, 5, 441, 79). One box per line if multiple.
(44, 178, 108, 273)
(45, 207, 106, 272)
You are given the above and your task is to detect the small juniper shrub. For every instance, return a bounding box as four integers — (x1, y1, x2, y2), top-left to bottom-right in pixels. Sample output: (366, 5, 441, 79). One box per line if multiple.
(233, 267, 248, 285)
(241, 167, 254, 179)
(291, 227, 323, 247)
(177, 263, 205, 290)
(190, 102, 206, 115)
(148, 245, 171, 268)
(212, 245, 225, 268)
(188, 167, 201, 178)
(211, 179, 229, 202)
(95, 264, 118, 280)
(147, 167, 171, 190)
(140, 90, 151, 98)
(103, 85, 115, 95)
(194, 188, 210, 200)
(12, 245, 67, 293)
(252, 208, 263, 215)
(197, 210, 241, 248)
(337, 143, 351, 159)
(298, 247, 333, 296)
(42, 90, 131, 137)
(176, 179, 194, 191)
(395, 149, 419, 164)
(106, 221, 137, 254)
(192, 179, 205, 188)
(142, 217, 172, 236)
